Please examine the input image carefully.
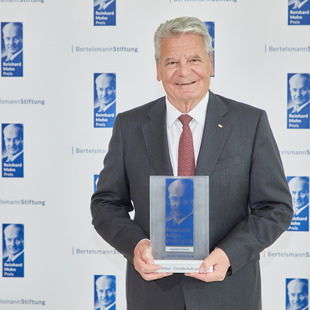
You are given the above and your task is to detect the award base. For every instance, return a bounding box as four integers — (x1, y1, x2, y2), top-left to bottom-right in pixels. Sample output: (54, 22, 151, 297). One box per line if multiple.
(155, 260, 213, 273)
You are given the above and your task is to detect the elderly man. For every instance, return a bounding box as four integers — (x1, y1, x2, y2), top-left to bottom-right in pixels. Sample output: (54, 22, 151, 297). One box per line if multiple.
(288, 74, 310, 114)
(91, 16, 293, 309)
(94, 73, 116, 113)
(95, 275, 116, 310)
(288, 177, 309, 216)
(3, 224, 24, 263)
(166, 179, 194, 248)
(166, 179, 193, 226)
(287, 176, 309, 231)
(287, 279, 308, 310)
(2, 124, 23, 164)
(1, 22, 23, 76)
(2, 22, 23, 62)
(94, 73, 116, 128)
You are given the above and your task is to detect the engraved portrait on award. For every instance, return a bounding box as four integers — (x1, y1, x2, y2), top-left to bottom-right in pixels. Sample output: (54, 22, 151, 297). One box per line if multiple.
(165, 178, 194, 252)
(150, 176, 209, 273)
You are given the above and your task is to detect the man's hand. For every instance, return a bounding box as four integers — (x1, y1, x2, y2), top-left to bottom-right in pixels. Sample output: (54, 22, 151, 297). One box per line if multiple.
(133, 239, 172, 281)
(185, 248, 230, 282)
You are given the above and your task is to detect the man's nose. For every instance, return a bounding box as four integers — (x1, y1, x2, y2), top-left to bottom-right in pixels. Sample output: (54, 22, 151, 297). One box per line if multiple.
(173, 200, 180, 208)
(7, 38, 14, 45)
(8, 240, 16, 246)
(296, 193, 302, 200)
(178, 62, 191, 76)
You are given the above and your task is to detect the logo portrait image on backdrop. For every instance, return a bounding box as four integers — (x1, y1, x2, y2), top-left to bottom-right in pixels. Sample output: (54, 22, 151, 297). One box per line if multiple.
(1, 22, 23, 77)
(287, 73, 310, 129)
(94, 0, 116, 26)
(286, 278, 309, 310)
(2, 123, 24, 178)
(94, 174, 99, 192)
(204, 21, 215, 75)
(288, 0, 310, 25)
(2, 224, 24, 278)
(94, 73, 116, 128)
(287, 176, 309, 232)
(94, 275, 116, 310)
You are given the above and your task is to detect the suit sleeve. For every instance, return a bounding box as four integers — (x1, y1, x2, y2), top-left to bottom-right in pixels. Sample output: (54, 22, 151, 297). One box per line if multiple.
(217, 110, 293, 274)
(90, 114, 149, 264)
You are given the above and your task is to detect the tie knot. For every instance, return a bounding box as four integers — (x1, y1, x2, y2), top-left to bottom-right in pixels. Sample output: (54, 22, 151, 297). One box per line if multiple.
(178, 114, 192, 126)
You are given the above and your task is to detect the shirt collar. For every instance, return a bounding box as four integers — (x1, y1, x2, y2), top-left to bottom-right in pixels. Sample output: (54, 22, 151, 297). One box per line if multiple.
(98, 99, 116, 112)
(294, 100, 310, 113)
(174, 211, 193, 225)
(7, 250, 24, 262)
(294, 203, 309, 216)
(166, 92, 209, 128)
(6, 49, 23, 62)
(7, 150, 23, 162)
(101, 301, 116, 310)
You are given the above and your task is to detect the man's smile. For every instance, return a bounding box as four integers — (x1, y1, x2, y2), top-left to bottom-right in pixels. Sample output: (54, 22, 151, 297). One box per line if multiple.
(176, 81, 197, 86)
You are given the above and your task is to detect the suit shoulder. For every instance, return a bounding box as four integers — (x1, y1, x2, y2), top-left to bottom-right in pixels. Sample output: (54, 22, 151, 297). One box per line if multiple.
(216, 94, 264, 115)
(214, 93, 267, 126)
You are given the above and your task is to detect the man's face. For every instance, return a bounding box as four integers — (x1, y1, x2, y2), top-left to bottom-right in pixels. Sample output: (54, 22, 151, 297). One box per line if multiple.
(168, 181, 192, 219)
(2, 24, 23, 55)
(289, 75, 310, 106)
(4, 226, 24, 256)
(156, 33, 213, 111)
(289, 178, 309, 210)
(96, 75, 116, 105)
(96, 277, 115, 307)
(288, 280, 308, 310)
(3, 125, 23, 156)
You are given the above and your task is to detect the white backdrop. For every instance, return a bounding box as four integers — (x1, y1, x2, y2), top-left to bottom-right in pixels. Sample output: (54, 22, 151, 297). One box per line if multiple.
(0, 0, 309, 309)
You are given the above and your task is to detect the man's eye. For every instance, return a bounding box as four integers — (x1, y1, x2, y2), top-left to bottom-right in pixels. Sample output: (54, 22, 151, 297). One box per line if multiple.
(166, 62, 176, 66)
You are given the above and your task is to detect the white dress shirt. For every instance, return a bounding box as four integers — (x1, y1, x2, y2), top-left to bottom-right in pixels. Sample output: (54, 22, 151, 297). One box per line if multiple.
(5, 49, 23, 62)
(5, 250, 24, 263)
(166, 92, 209, 176)
(5, 150, 23, 162)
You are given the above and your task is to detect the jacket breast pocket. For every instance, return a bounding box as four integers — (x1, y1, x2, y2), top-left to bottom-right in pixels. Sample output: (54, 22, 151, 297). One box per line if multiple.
(213, 154, 242, 171)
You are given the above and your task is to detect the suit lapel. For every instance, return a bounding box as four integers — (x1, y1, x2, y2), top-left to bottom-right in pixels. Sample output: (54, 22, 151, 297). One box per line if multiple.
(141, 93, 231, 177)
(196, 92, 232, 176)
(141, 97, 173, 176)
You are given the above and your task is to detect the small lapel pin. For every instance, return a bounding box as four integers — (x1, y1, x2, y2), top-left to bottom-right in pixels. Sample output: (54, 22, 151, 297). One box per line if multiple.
(218, 124, 223, 128)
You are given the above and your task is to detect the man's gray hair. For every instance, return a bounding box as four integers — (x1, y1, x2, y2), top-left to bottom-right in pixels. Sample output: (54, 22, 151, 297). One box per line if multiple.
(154, 16, 213, 63)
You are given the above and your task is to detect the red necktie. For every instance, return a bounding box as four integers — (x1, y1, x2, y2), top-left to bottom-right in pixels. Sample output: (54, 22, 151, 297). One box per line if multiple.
(178, 114, 195, 176)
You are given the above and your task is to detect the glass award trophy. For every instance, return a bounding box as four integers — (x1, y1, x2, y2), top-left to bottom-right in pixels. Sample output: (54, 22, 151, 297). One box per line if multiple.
(150, 176, 209, 273)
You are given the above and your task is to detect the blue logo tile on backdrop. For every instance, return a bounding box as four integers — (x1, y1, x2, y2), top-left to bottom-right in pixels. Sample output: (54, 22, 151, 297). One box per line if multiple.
(94, 174, 99, 192)
(286, 278, 308, 310)
(94, 275, 116, 310)
(287, 73, 310, 129)
(2, 224, 24, 278)
(1, 22, 23, 77)
(2, 123, 24, 178)
(94, 73, 116, 128)
(287, 176, 309, 231)
(204, 22, 215, 75)
(288, 0, 310, 25)
(94, 0, 116, 26)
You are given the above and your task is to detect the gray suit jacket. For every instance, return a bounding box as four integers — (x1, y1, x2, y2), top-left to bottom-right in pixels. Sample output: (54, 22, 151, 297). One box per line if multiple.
(91, 92, 293, 310)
